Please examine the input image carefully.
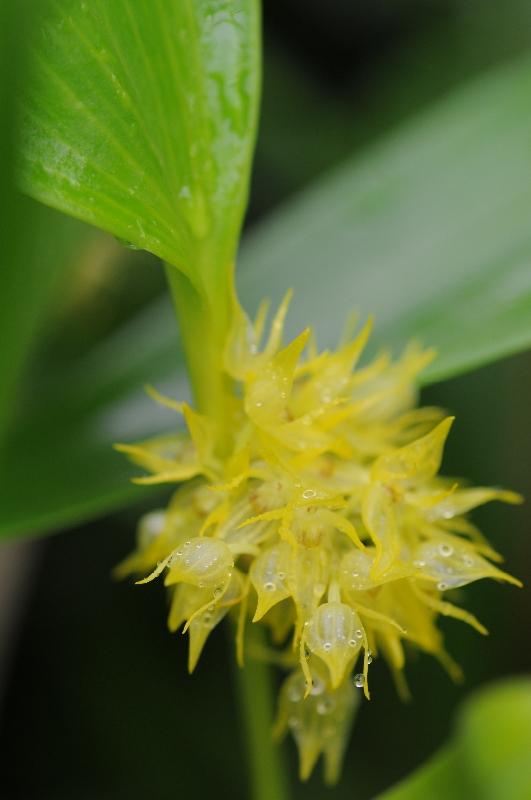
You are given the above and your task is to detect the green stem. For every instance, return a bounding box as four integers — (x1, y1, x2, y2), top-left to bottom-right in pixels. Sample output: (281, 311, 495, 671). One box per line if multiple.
(231, 624, 291, 800)
(165, 264, 233, 456)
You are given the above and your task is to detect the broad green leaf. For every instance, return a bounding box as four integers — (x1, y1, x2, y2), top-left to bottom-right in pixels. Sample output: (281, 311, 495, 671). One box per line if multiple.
(372, 744, 478, 800)
(0, 1, 93, 449)
(458, 678, 531, 800)
(375, 677, 531, 800)
(18, 0, 261, 301)
(237, 53, 531, 384)
(5, 52, 531, 539)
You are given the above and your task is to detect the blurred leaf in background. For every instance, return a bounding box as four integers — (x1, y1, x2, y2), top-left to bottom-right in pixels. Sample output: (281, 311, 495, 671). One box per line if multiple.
(375, 677, 531, 800)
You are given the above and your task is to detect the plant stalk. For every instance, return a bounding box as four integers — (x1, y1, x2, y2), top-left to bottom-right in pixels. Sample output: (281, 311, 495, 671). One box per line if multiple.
(165, 263, 233, 457)
(231, 624, 291, 800)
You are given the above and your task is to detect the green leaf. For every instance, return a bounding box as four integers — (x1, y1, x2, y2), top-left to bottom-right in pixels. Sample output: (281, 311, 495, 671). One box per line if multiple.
(372, 744, 479, 800)
(18, 0, 261, 301)
(458, 678, 531, 800)
(375, 677, 531, 800)
(237, 54, 531, 383)
(0, 1, 93, 448)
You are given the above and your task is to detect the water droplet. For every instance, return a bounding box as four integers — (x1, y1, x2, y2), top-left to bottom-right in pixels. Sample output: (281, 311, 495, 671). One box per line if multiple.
(354, 674, 365, 688)
(439, 543, 454, 557)
(349, 639, 357, 647)
(256, 401, 263, 407)
(184, 541, 191, 548)
(367, 654, 373, 664)
(302, 489, 316, 499)
(304, 648, 311, 659)
(313, 582, 326, 597)
(317, 702, 328, 715)
(464, 556, 475, 567)
(208, 605, 215, 612)
(203, 614, 212, 625)
(288, 687, 302, 702)
(355, 629, 363, 639)
(176, 550, 183, 556)
(437, 581, 448, 591)
(264, 581, 276, 591)
(199, 582, 203, 588)
(323, 643, 332, 653)
(277, 572, 285, 580)
(214, 588, 222, 597)
(309, 680, 324, 695)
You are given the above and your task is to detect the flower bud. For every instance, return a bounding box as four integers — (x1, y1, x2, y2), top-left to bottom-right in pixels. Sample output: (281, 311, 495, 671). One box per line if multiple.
(287, 543, 332, 630)
(164, 537, 233, 589)
(304, 602, 364, 689)
(250, 543, 291, 621)
(289, 505, 333, 548)
(413, 536, 521, 590)
(187, 570, 245, 672)
(340, 546, 418, 593)
(275, 668, 360, 784)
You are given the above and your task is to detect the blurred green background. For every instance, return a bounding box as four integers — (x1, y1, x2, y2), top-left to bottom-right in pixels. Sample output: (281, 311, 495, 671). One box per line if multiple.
(1, 0, 531, 797)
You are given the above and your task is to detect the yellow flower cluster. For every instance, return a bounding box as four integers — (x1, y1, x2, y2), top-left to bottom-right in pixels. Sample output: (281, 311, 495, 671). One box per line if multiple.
(115, 291, 521, 784)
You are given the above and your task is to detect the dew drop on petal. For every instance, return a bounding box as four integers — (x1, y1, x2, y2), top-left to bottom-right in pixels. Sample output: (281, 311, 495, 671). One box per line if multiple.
(439, 543, 454, 557)
(354, 674, 365, 688)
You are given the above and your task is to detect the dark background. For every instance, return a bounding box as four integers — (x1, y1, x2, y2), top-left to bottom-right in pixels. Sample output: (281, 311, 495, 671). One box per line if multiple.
(1, 1, 531, 797)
